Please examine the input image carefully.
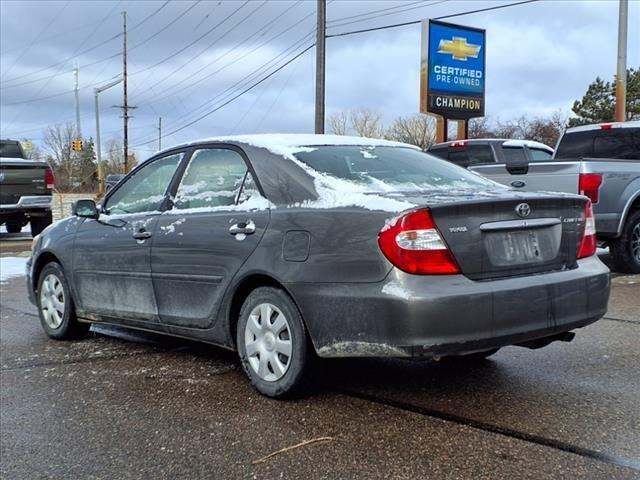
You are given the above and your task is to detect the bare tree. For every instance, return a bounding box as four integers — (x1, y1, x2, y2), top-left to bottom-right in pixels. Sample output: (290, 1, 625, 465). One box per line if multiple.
(327, 111, 349, 135)
(385, 114, 436, 150)
(350, 108, 383, 138)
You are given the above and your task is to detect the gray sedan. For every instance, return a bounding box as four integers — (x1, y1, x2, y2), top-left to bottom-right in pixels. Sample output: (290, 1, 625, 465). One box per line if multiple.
(26, 135, 610, 398)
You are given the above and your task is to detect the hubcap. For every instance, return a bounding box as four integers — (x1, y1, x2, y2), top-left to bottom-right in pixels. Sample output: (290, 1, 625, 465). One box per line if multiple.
(40, 273, 65, 329)
(632, 221, 640, 262)
(244, 303, 292, 382)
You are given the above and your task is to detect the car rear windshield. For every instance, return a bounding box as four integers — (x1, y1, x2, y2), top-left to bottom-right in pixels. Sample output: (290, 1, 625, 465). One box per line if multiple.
(293, 146, 498, 191)
(0, 141, 25, 158)
(555, 127, 639, 160)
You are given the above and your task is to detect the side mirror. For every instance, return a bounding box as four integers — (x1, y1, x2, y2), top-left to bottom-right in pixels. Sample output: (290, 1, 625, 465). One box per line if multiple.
(73, 199, 99, 219)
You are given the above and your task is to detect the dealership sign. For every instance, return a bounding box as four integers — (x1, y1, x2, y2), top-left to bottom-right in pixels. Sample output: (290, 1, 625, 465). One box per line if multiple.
(420, 20, 486, 120)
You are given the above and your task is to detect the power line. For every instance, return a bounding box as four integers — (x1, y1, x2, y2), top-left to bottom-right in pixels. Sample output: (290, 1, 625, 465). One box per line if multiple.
(327, 0, 427, 24)
(133, 43, 314, 147)
(326, 0, 539, 38)
(327, 0, 448, 30)
(128, 1, 248, 78)
(130, 0, 201, 50)
(134, 29, 315, 141)
(0, 0, 171, 89)
(133, 0, 268, 95)
(134, 1, 311, 106)
(1, 0, 72, 79)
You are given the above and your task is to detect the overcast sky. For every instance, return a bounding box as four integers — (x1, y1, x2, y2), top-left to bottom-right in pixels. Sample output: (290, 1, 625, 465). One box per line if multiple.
(1, 0, 638, 158)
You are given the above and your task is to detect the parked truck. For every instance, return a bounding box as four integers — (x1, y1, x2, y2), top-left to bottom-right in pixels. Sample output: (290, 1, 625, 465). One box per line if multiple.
(428, 122, 640, 273)
(0, 139, 55, 236)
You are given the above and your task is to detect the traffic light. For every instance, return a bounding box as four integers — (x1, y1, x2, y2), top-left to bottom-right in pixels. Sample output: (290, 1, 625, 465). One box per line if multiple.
(71, 139, 83, 151)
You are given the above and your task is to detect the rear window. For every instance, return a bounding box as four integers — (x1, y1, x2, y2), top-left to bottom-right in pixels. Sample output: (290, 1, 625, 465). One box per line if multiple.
(0, 141, 25, 158)
(293, 146, 497, 191)
(555, 128, 640, 160)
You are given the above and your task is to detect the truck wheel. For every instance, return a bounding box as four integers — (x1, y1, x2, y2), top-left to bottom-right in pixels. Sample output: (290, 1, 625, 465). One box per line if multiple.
(237, 287, 314, 398)
(5, 222, 22, 233)
(610, 210, 640, 274)
(37, 262, 90, 340)
(31, 212, 53, 236)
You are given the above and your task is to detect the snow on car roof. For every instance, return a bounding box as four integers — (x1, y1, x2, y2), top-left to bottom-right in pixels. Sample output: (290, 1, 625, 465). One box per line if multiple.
(501, 139, 553, 150)
(175, 134, 419, 151)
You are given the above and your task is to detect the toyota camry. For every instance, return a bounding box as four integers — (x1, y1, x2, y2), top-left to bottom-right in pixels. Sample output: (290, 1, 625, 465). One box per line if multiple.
(27, 134, 610, 398)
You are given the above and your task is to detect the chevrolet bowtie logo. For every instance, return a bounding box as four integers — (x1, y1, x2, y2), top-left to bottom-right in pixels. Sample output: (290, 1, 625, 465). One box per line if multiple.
(437, 36, 481, 61)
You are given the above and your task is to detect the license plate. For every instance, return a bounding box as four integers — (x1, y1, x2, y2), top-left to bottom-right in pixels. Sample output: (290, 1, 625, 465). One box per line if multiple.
(486, 230, 544, 266)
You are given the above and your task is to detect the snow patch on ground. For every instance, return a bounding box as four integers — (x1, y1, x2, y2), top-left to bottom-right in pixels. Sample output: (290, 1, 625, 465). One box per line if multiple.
(0, 257, 27, 283)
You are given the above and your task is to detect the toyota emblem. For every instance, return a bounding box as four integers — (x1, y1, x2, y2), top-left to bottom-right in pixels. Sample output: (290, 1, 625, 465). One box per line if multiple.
(515, 203, 531, 218)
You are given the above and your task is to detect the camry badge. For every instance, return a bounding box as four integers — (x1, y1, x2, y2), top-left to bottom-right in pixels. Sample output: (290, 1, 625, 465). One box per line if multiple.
(515, 203, 531, 218)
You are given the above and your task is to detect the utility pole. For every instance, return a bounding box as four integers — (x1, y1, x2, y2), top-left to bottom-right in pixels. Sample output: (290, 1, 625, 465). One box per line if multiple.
(158, 117, 162, 151)
(74, 66, 82, 138)
(314, 0, 326, 134)
(122, 11, 130, 172)
(615, 0, 628, 122)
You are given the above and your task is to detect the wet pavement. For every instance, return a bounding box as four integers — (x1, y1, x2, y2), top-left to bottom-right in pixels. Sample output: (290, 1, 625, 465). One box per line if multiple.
(1, 247, 639, 479)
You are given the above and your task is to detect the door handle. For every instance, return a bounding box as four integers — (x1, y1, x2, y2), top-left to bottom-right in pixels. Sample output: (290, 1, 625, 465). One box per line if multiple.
(133, 230, 152, 240)
(229, 220, 256, 236)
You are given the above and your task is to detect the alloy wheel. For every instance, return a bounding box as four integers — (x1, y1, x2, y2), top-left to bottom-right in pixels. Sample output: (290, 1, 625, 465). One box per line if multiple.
(244, 303, 292, 382)
(40, 273, 65, 329)
(632, 221, 640, 262)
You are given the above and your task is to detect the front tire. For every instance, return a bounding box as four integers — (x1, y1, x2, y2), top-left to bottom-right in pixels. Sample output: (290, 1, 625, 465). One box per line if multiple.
(37, 262, 89, 340)
(610, 210, 640, 274)
(237, 287, 312, 398)
(31, 212, 53, 236)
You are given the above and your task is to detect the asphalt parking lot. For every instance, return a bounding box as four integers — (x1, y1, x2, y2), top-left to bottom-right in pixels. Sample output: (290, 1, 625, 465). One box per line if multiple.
(1, 230, 638, 479)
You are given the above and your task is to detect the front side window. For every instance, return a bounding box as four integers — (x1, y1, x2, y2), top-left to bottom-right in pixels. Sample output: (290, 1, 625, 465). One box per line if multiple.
(173, 148, 257, 210)
(293, 146, 497, 191)
(105, 153, 183, 214)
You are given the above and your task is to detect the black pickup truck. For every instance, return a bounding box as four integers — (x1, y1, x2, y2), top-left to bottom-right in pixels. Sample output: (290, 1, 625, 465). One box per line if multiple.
(0, 139, 54, 236)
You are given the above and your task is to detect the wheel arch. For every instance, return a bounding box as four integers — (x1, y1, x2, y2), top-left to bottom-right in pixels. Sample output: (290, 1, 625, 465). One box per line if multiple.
(32, 251, 64, 293)
(225, 272, 308, 351)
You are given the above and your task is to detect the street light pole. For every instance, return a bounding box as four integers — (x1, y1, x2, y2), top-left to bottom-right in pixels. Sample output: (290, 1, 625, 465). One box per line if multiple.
(94, 78, 123, 195)
(315, 0, 326, 134)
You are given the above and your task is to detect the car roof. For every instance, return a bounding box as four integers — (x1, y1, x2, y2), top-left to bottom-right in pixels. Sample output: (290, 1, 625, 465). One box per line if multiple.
(430, 138, 553, 150)
(171, 134, 419, 151)
(564, 120, 640, 133)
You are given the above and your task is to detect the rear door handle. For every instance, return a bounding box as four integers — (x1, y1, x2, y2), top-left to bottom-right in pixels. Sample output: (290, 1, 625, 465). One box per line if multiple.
(133, 230, 152, 240)
(229, 220, 256, 236)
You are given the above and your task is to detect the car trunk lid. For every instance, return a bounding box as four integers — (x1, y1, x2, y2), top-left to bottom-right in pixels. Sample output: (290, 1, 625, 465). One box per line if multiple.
(384, 189, 587, 280)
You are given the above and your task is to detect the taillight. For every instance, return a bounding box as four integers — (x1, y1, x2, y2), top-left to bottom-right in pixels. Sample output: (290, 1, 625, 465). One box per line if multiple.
(45, 167, 55, 190)
(577, 201, 597, 259)
(378, 209, 460, 275)
(578, 173, 602, 204)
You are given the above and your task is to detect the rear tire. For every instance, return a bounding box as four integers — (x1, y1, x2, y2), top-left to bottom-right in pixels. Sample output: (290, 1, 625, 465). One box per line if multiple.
(610, 210, 640, 274)
(5, 222, 22, 233)
(237, 287, 313, 398)
(31, 212, 53, 236)
(37, 262, 90, 340)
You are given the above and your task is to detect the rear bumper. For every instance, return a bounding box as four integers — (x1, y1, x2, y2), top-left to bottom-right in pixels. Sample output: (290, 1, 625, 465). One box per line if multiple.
(288, 256, 610, 358)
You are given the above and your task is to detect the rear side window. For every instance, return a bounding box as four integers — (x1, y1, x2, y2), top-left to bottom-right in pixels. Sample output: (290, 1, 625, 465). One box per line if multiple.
(448, 145, 494, 168)
(173, 148, 256, 210)
(529, 148, 554, 161)
(555, 131, 595, 159)
(428, 147, 448, 160)
(556, 128, 640, 160)
(501, 147, 527, 163)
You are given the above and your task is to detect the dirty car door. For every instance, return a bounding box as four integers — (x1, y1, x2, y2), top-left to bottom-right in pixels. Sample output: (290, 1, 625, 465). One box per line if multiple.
(151, 146, 269, 329)
(72, 152, 183, 322)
